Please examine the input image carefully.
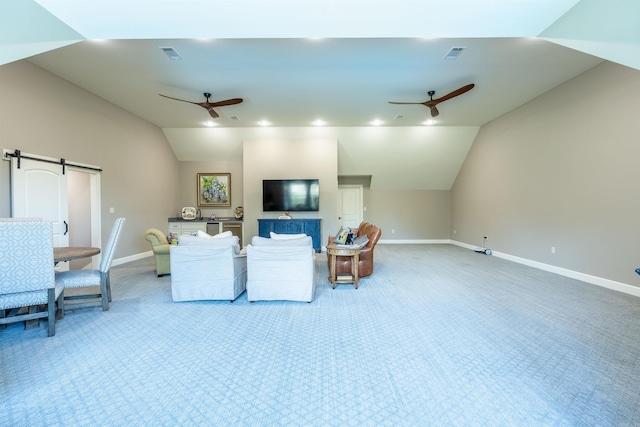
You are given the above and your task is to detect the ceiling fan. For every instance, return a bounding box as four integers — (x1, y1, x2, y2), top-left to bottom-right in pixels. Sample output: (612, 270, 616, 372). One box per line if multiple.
(159, 92, 243, 118)
(389, 83, 475, 117)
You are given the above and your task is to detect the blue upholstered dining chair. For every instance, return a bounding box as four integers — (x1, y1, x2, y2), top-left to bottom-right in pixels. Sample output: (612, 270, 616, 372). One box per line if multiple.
(0, 218, 64, 337)
(56, 218, 125, 311)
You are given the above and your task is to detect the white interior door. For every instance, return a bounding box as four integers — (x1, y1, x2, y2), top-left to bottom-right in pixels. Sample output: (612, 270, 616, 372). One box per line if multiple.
(338, 185, 363, 229)
(11, 157, 69, 248)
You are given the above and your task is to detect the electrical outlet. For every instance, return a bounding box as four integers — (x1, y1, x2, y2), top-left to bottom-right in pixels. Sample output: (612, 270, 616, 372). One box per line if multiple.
(551, 246, 556, 254)
(109, 207, 115, 214)
(453, 229, 456, 234)
(392, 229, 395, 234)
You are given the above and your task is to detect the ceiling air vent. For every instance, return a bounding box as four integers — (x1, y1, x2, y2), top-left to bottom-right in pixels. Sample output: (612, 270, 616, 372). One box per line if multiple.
(444, 47, 465, 60)
(230, 116, 240, 121)
(160, 47, 183, 61)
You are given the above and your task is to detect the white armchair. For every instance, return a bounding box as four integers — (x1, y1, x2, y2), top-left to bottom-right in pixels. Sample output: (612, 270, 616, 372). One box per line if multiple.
(170, 234, 247, 302)
(246, 235, 315, 303)
(0, 218, 63, 337)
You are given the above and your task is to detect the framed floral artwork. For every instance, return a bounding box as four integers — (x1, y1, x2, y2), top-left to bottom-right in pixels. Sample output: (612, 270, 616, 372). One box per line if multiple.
(197, 173, 231, 207)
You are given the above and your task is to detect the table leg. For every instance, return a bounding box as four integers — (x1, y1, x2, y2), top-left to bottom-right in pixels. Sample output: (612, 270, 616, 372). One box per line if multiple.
(330, 253, 337, 289)
(353, 254, 359, 289)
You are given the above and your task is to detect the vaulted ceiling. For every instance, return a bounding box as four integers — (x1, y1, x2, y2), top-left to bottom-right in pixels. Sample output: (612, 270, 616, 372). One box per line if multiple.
(1, 0, 638, 189)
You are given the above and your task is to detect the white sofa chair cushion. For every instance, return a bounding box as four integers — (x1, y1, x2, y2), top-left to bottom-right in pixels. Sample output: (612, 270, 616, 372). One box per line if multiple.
(170, 236, 247, 302)
(246, 236, 315, 303)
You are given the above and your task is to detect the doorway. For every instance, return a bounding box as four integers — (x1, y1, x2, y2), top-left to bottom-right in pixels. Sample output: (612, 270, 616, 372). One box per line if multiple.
(337, 185, 363, 229)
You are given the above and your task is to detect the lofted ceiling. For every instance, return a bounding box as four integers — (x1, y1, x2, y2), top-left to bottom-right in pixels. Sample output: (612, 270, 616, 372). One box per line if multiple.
(1, 0, 638, 189)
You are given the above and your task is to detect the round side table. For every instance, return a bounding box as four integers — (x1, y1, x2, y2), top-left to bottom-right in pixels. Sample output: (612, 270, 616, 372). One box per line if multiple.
(326, 242, 361, 289)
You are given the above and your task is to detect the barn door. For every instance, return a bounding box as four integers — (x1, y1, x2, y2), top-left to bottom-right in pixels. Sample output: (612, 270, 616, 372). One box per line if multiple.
(11, 156, 69, 248)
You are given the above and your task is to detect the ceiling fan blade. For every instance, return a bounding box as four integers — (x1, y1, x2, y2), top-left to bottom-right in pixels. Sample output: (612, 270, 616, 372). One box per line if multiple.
(389, 101, 425, 105)
(206, 107, 219, 119)
(432, 83, 475, 104)
(158, 94, 199, 105)
(206, 98, 243, 108)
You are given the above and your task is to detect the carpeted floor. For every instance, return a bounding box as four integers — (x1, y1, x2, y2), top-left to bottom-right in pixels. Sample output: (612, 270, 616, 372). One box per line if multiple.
(2, 244, 640, 426)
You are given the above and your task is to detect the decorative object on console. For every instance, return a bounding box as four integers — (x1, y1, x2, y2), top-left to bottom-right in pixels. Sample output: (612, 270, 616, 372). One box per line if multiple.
(197, 173, 231, 207)
(234, 206, 244, 219)
(181, 207, 196, 220)
(278, 212, 292, 219)
(327, 221, 381, 278)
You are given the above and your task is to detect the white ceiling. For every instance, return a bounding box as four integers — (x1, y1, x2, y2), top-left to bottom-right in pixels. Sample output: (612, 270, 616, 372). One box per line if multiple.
(1, 0, 638, 189)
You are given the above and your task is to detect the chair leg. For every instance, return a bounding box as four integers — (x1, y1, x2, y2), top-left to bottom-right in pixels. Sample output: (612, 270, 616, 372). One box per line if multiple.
(107, 273, 113, 302)
(100, 273, 110, 311)
(47, 288, 56, 337)
(57, 290, 65, 320)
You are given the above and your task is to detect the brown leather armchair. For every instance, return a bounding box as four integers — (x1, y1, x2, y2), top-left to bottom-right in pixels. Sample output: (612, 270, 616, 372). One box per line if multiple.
(327, 222, 381, 277)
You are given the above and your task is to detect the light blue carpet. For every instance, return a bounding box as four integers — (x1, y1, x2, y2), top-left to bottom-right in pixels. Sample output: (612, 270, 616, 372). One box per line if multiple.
(2, 244, 640, 426)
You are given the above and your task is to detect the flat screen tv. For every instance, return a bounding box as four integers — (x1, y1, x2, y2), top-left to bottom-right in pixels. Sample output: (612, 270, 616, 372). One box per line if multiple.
(263, 179, 320, 212)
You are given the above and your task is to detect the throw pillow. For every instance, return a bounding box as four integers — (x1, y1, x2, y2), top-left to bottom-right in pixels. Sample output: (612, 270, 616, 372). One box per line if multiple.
(333, 226, 354, 245)
(352, 235, 369, 248)
(251, 235, 312, 247)
(196, 230, 233, 239)
(270, 232, 307, 240)
(212, 230, 233, 239)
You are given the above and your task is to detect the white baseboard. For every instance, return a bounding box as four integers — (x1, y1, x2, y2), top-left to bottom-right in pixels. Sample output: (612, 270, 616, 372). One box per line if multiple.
(378, 239, 451, 245)
(112, 250, 152, 267)
(119, 243, 640, 298)
(450, 240, 640, 298)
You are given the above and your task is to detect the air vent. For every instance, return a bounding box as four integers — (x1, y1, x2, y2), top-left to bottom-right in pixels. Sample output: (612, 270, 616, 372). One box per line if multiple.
(160, 47, 183, 61)
(230, 116, 240, 121)
(444, 47, 465, 60)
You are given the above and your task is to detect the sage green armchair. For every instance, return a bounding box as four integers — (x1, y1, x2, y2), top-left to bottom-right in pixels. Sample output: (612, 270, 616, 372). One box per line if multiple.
(145, 228, 171, 276)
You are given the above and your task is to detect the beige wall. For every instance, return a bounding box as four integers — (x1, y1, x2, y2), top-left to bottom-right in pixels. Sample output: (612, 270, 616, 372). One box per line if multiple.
(177, 160, 244, 222)
(365, 189, 450, 240)
(0, 61, 179, 258)
(452, 61, 640, 286)
(242, 139, 338, 246)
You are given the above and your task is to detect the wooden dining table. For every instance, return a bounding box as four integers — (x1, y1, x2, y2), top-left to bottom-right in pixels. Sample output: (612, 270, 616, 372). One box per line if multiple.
(54, 246, 101, 263)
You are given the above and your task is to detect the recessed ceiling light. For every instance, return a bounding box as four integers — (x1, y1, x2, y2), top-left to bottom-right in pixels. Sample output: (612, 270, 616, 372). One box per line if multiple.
(423, 119, 437, 126)
(257, 120, 271, 126)
(370, 119, 384, 126)
(203, 121, 216, 127)
(312, 119, 326, 126)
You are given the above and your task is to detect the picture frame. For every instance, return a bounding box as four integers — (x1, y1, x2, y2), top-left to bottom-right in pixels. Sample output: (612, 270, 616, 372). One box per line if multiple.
(197, 173, 231, 207)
